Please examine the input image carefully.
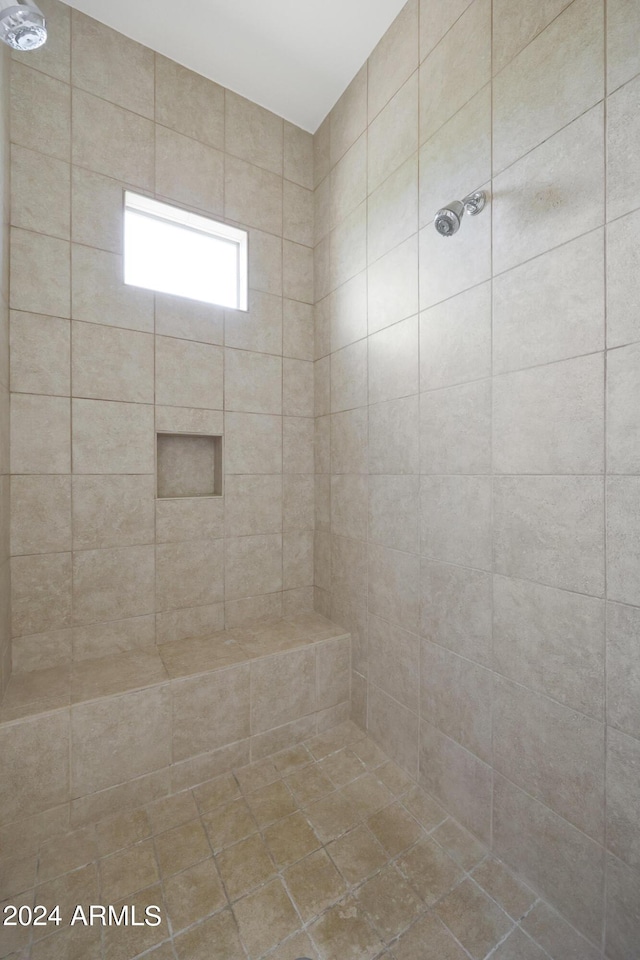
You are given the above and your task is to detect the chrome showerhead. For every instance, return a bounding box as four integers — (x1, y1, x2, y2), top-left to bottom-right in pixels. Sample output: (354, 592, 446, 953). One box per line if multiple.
(0, 0, 47, 51)
(434, 190, 487, 238)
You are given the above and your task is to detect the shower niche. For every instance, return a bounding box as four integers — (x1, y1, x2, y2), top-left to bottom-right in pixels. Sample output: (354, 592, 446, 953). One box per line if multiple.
(156, 433, 223, 498)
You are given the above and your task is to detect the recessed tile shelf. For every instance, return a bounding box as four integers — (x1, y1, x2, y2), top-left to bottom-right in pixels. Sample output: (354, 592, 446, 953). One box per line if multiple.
(157, 433, 223, 499)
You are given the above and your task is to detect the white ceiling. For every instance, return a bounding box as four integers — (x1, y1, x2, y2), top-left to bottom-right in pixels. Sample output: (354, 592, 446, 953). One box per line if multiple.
(60, 0, 408, 132)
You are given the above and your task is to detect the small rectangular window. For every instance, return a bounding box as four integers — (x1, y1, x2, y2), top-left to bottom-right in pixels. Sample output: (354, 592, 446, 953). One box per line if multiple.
(124, 192, 248, 310)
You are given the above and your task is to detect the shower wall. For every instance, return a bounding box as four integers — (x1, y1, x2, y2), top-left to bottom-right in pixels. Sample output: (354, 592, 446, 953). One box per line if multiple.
(312, 0, 640, 955)
(0, 42, 10, 699)
(8, 0, 315, 676)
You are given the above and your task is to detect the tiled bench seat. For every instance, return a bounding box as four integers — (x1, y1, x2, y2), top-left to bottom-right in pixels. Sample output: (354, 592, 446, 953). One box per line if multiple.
(0, 614, 350, 847)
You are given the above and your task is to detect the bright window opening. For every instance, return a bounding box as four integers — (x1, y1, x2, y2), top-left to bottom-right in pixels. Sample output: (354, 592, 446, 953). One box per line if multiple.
(124, 192, 248, 311)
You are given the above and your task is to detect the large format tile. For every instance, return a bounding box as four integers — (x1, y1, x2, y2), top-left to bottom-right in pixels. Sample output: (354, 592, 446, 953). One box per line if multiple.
(493, 0, 603, 173)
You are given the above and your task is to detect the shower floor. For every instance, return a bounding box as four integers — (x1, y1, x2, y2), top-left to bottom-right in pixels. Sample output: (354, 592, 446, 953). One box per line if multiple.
(0, 721, 597, 960)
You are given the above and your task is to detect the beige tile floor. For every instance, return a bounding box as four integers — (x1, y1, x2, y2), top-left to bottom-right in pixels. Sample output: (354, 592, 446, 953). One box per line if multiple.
(0, 721, 601, 960)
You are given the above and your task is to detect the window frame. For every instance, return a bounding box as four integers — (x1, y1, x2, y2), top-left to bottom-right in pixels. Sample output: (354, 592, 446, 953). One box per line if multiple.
(123, 191, 249, 312)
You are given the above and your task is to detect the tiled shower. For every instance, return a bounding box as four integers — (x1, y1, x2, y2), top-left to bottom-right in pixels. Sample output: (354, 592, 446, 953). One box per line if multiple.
(0, 0, 639, 958)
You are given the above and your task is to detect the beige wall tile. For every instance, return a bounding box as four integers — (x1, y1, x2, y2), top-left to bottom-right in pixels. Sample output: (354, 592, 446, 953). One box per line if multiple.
(421, 476, 492, 570)
(156, 497, 224, 544)
(11, 552, 72, 637)
(73, 615, 155, 661)
(158, 292, 224, 346)
(419, 85, 491, 230)
(283, 530, 314, 589)
(330, 202, 366, 293)
(607, 477, 640, 606)
(330, 64, 367, 168)
(0, 709, 69, 826)
(225, 475, 282, 537)
(419, 0, 474, 61)
(368, 543, 420, 634)
(419, 720, 492, 843)
(606, 727, 640, 870)
(12, 627, 73, 672)
(368, 155, 418, 265)
(73, 544, 155, 624)
(284, 416, 314, 474)
(225, 349, 282, 414)
(493, 0, 603, 173)
(369, 0, 419, 121)
(156, 126, 224, 216)
(284, 121, 313, 189)
(284, 180, 314, 247)
(493, 775, 604, 943)
(607, 0, 640, 93)
(421, 641, 493, 762)
(493, 104, 604, 274)
(72, 399, 154, 474)
(284, 240, 313, 304)
(156, 539, 224, 611)
(331, 407, 369, 474)
(420, 282, 491, 389)
(246, 227, 283, 296)
(493, 576, 605, 718)
(328, 271, 367, 354)
(73, 475, 155, 550)
(607, 208, 640, 349)
(10, 312, 70, 397)
(369, 685, 419, 778)
(72, 90, 154, 189)
(11, 144, 70, 239)
(224, 413, 282, 474)
(316, 635, 350, 709)
(368, 397, 418, 475)
(332, 535, 367, 600)
(11, 62, 70, 160)
(283, 359, 314, 418)
(493, 353, 605, 475)
(225, 155, 282, 234)
(251, 647, 316, 734)
(10, 228, 69, 318)
(172, 665, 250, 760)
(368, 315, 419, 405)
(155, 55, 224, 149)
(11, 476, 71, 555)
(369, 615, 419, 713)
(71, 11, 154, 117)
(420, 560, 492, 667)
(225, 91, 283, 175)
(72, 321, 154, 403)
(71, 167, 125, 255)
(494, 678, 605, 840)
(605, 853, 640, 960)
(492, 0, 572, 73)
(607, 601, 640, 740)
(226, 290, 282, 355)
(421, 380, 491, 475)
(156, 337, 223, 410)
(493, 476, 605, 595)
(330, 135, 366, 232)
(156, 603, 224, 646)
(608, 76, 640, 223)
(368, 73, 419, 194)
(225, 534, 282, 600)
(368, 475, 419, 553)
(493, 230, 604, 373)
(607, 343, 640, 473)
(156, 406, 223, 436)
(72, 244, 154, 333)
(419, 0, 491, 143)
(11, 394, 70, 474)
(331, 340, 367, 413)
(284, 475, 314, 531)
(71, 686, 171, 795)
(367, 236, 418, 336)
(521, 901, 601, 960)
(283, 299, 313, 361)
